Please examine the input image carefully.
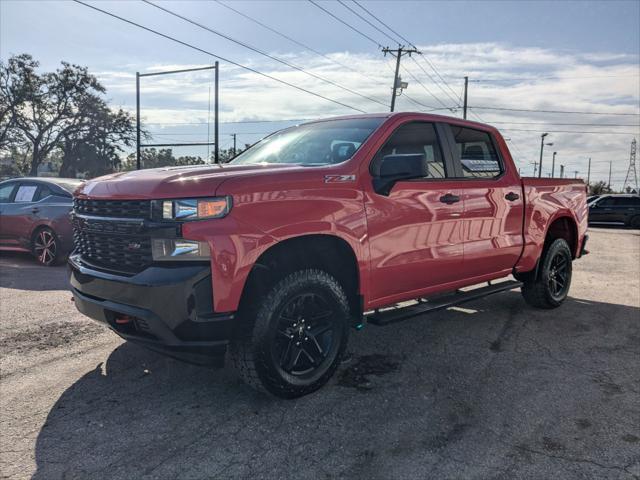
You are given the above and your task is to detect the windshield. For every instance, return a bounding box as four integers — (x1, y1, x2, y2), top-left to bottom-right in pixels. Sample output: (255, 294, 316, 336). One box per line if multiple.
(229, 117, 385, 166)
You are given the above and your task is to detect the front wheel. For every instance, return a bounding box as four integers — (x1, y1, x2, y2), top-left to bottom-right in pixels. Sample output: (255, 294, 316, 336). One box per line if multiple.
(32, 227, 60, 266)
(521, 238, 573, 309)
(230, 269, 350, 398)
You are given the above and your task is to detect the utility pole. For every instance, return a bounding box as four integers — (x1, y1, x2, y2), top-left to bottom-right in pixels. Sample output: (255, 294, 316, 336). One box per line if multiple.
(531, 161, 539, 176)
(383, 46, 419, 112)
(231, 133, 237, 156)
(608, 160, 612, 191)
(587, 157, 591, 186)
(574, 170, 579, 179)
(551, 151, 557, 178)
(538, 133, 553, 178)
(623, 138, 638, 192)
(136, 72, 141, 170)
(463, 76, 468, 120)
(560, 164, 565, 179)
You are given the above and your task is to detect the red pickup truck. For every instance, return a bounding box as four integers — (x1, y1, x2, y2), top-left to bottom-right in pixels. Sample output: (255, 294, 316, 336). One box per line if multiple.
(70, 113, 588, 397)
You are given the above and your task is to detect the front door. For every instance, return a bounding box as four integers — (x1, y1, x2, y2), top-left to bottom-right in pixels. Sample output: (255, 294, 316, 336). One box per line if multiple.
(365, 121, 464, 305)
(444, 124, 524, 279)
(1, 182, 41, 248)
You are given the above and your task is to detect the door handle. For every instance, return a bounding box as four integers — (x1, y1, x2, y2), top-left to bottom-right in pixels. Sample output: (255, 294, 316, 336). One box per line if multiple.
(439, 193, 460, 204)
(31, 207, 40, 214)
(505, 192, 520, 201)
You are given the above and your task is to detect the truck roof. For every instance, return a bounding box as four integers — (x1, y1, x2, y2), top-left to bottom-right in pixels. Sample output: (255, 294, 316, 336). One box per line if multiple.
(303, 112, 496, 131)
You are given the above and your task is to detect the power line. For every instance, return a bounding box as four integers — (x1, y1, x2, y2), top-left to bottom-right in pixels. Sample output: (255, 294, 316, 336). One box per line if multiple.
(213, 0, 385, 87)
(350, 0, 462, 106)
(501, 128, 639, 135)
(336, 0, 398, 46)
(73, 0, 367, 113)
(352, 0, 415, 48)
(486, 121, 640, 127)
(308, 0, 382, 47)
(143, 0, 389, 109)
(470, 105, 640, 116)
(409, 56, 461, 106)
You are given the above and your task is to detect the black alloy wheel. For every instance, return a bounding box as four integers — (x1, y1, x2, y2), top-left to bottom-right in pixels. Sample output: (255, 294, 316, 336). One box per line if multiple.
(33, 228, 59, 266)
(272, 292, 339, 377)
(547, 252, 570, 300)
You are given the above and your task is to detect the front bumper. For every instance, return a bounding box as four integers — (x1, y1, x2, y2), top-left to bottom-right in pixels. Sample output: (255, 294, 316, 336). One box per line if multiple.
(69, 254, 234, 365)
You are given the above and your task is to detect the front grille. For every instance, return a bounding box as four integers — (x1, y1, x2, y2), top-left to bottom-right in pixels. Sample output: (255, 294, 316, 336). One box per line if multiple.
(74, 198, 151, 219)
(73, 227, 152, 274)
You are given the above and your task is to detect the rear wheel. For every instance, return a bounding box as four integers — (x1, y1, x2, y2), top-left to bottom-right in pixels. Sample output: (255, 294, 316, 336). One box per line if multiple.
(230, 269, 350, 398)
(521, 238, 572, 309)
(629, 215, 640, 229)
(32, 227, 60, 266)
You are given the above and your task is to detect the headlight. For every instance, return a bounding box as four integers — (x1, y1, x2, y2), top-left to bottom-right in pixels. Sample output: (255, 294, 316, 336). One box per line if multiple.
(162, 196, 231, 221)
(152, 239, 211, 261)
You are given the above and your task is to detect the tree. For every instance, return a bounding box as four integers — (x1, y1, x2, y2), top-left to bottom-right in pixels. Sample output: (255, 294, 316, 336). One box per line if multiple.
(122, 148, 205, 170)
(589, 180, 610, 196)
(59, 99, 136, 178)
(0, 54, 130, 176)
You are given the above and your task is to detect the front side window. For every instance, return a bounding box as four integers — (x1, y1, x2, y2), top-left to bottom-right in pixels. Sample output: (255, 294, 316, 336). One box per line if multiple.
(0, 183, 16, 202)
(230, 118, 384, 166)
(450, 126, 502, 178)
(371, 122, 447, 179)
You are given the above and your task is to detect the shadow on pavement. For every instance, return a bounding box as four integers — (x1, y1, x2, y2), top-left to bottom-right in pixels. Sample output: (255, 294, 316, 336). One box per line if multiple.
(32, 293, 640, 479)
(0, 251, 69, 291)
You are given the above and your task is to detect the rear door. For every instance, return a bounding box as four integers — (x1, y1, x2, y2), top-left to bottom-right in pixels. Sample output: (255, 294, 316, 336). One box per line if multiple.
(365, 121, 465, 303)
(613, 196, 640, 224)
(443, 124, 525, 278)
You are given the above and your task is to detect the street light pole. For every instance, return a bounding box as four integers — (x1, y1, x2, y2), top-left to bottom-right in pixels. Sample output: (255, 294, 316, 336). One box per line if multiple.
(551, 151, 557, 178)
(538, 133, 548, 178)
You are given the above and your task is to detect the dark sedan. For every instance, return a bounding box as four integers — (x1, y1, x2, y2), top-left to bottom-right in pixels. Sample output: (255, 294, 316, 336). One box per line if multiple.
(588, 194, 640, 228)
(0, 177, 83, 265)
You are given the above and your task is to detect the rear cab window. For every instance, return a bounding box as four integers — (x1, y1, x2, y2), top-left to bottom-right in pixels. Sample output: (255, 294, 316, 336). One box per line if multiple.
(370, 122, 448, 179)
(449, 126, 502, 178)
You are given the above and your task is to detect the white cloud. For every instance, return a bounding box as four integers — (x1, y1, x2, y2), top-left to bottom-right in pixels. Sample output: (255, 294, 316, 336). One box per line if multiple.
(95, 42, 639, 189)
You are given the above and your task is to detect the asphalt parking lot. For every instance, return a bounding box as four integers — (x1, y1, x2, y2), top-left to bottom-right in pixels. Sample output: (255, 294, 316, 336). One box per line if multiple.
(0, 227, 639, 480)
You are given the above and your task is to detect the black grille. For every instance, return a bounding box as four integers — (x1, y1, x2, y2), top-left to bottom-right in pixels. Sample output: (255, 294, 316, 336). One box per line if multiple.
(74, 198, 151, 219)
(72, 215, 152, 274)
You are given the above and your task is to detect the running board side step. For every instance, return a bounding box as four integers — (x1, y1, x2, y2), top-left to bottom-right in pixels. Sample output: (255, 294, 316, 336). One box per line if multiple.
(366, 280, 523, 326)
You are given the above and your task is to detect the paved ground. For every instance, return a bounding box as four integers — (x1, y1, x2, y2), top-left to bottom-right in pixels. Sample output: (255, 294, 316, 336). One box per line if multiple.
(0, 227, 639, 480)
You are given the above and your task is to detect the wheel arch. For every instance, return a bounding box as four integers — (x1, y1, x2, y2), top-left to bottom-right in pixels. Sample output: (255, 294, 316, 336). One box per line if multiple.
(238, 234, 362, 320)
(545, 215, 579, 259)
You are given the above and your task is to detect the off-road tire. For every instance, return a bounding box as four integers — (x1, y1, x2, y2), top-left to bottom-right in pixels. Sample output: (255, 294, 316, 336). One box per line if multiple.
(521, 238, 573, 309)
(229, 269, 350, 398)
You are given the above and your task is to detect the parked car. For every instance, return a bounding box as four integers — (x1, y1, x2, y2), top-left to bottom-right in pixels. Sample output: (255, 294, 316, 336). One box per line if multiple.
(0, 177, 83, 265)
(588, 194, 640, 228)
(69, 113, 588, 397)
(587, 194, 601, 204)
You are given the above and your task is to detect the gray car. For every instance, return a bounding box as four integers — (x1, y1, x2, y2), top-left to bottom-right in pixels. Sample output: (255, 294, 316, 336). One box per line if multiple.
(588, 194, 640, 228)
(0, 177, 84, 265)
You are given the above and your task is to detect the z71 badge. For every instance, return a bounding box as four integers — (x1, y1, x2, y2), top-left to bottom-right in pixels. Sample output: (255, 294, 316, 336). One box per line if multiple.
(324, 174, 356, 183)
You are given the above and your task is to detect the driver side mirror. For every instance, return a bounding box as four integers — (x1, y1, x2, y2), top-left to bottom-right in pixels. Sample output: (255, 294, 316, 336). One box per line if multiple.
(372, 153, 427, 195)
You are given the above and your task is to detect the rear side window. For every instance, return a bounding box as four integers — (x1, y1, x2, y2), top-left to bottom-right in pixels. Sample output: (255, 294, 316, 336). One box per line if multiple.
(0, 183, 16, 202)
(372, 122, 447, 179)
(614, 197, 640, 206)
(14, 185, 38, 202)
(450, 126, 502, 178)
(36, 186, 53, 201)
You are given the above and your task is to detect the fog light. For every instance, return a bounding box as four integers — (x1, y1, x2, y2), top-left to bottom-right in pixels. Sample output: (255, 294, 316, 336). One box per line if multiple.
(152, 239, 211, 261)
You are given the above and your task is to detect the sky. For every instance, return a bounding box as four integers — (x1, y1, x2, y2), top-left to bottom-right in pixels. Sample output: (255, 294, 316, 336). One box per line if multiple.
(1, 0, 639, 188)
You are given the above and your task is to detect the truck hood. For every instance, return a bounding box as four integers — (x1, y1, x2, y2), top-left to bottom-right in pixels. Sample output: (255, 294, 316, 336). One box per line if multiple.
(76, 163, 305, 199)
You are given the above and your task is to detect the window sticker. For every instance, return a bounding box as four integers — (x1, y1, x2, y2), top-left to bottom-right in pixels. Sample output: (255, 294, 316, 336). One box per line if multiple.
(14, 186, 37, 202)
